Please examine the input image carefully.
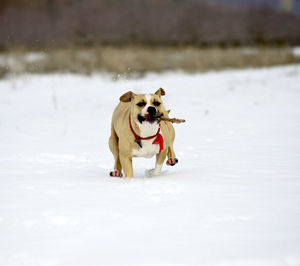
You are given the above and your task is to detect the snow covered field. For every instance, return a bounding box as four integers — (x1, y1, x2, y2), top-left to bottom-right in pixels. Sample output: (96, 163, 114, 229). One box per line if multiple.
(1, 65, 300, 266)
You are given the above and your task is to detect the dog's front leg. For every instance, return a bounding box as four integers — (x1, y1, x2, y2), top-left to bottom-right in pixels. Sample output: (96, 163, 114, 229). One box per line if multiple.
(149, 150, 167, 176)
(166, 145, 178, 166)
(120, 154, 134, 178)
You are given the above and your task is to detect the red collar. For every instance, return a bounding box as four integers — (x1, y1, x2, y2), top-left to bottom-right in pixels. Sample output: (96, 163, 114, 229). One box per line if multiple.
(129, 113, 164, 153)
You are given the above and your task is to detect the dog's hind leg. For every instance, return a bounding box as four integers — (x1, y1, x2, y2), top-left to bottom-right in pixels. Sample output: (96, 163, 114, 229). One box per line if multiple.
(109, 126, 123, 177)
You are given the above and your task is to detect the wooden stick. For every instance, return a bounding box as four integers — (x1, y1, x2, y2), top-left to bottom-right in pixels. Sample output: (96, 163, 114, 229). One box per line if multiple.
(145, 114, 186, 123)
(160, 117, 186, 123)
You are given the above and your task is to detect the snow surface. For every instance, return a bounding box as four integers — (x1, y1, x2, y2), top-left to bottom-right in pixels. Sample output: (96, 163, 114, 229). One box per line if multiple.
(1, 65, 300, 266)
(293, 47, 300, 58)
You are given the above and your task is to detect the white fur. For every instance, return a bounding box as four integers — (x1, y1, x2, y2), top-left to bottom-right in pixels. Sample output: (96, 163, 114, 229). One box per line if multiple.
(149, 163, 163, 176)
(140, 94, 151, 117)
(132, 138, 160, 158)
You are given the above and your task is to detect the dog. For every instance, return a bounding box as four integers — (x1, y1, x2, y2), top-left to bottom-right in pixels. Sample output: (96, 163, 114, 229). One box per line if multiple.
(109, 88, 178, 178)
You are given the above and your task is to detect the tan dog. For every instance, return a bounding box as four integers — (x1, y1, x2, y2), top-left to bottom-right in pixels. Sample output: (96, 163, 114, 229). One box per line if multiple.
(109, 88, 178, 178)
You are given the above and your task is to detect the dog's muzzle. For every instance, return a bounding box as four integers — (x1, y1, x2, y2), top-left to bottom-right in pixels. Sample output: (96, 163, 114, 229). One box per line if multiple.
(147, 106, 157, 118)
(138, 114, 163, 125)
(138, 114, 146, 124)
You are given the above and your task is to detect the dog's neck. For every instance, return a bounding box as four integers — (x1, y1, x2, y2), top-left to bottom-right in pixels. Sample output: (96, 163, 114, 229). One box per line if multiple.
(137, 120, 159, 138)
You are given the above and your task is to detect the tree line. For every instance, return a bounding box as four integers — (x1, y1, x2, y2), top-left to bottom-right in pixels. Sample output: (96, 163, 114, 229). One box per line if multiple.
(0, 0, 300, 49)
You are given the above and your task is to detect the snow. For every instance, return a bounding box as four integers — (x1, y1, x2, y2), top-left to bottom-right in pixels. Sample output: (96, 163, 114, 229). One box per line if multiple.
(24, 52, 47, 63)
(293, 47, 300, 57)
(1, 65, 300, 266)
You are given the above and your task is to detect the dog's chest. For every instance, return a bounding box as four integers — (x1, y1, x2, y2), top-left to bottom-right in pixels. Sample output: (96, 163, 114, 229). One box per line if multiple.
(132, 139, 159, 158)
(131, 122, 161, 158)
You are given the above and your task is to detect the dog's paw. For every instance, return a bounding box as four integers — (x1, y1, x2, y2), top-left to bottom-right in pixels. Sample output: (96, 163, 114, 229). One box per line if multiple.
(147, 169, 161, 177)
(109, 170, 123, 177)
(166, 158, 178, 166)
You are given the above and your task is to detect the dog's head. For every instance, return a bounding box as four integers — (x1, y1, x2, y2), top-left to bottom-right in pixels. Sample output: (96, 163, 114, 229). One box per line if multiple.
(120, 88, 166, 124)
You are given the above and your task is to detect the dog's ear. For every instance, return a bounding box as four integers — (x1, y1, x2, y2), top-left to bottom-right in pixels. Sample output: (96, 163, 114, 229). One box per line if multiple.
(167, 109, 171, 114)
(120, 91, 136, 102)
(155, 88, 166, 97)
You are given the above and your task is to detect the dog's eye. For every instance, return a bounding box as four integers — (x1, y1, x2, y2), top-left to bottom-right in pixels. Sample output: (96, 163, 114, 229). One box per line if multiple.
(153, 101, 161, 106)
(136, 102, 146, 107)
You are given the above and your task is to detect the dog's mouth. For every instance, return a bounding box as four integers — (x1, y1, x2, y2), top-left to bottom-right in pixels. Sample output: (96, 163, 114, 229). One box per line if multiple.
(138, 113, 163, 124)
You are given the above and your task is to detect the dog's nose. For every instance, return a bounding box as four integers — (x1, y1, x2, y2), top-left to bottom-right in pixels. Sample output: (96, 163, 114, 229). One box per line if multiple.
(147, 106, 156, 116)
